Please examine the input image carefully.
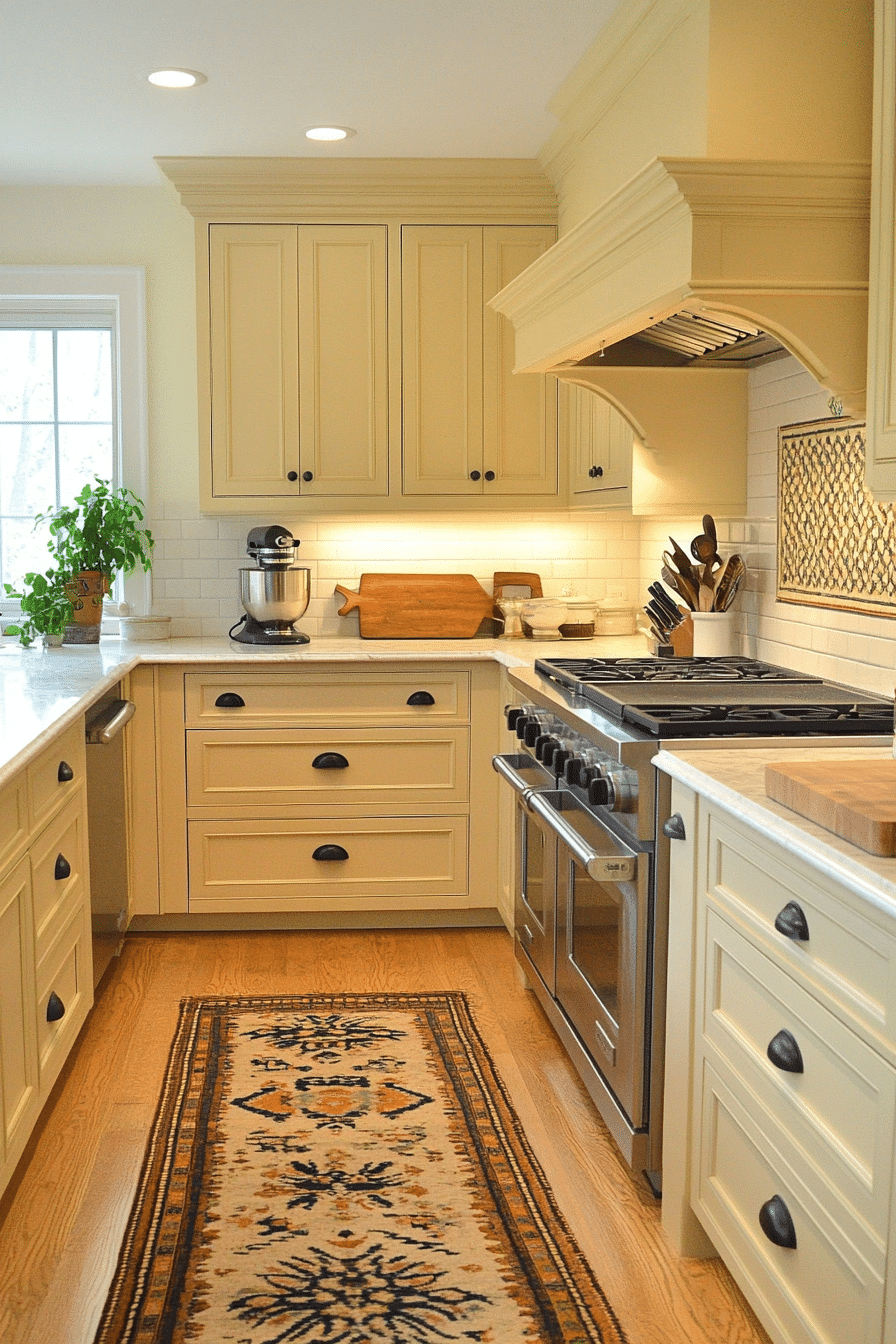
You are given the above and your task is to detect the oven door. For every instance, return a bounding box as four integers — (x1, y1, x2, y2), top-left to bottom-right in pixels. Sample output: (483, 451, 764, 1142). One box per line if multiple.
(493, 752, 556, 993)
(528, 790, 649, 1128)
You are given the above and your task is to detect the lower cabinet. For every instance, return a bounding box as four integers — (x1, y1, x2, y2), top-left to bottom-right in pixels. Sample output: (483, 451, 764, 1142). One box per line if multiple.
(150, 662, 501, 919)
(0, 720, 93, 1199)
(663, 781, 896, 1344)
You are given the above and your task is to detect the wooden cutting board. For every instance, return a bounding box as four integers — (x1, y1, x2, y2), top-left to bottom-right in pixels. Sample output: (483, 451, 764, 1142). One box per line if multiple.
(335, 574, 497, 638)
(765, 759, 896, 855)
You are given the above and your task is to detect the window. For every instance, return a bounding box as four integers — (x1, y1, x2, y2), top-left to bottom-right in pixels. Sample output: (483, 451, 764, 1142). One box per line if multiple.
(0, 266, 149, 616)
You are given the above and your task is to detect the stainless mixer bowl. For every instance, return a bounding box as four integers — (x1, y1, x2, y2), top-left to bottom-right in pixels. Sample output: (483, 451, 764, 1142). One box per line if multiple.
(239, 567, 310, 626)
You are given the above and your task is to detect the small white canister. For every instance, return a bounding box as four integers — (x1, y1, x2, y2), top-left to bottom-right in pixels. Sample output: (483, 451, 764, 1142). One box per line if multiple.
(594, 597, 636, 637)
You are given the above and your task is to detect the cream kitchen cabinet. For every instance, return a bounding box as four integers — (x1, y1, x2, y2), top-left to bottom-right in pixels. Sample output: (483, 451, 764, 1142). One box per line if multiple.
(865, 0, 896, 499)
(0, 720, 93, 1200)
(400, 225, 558, 497)
(662, 778, 896, 1344)
(207, 222, 389, 502)
(565, 382, 633, 503)
(150, 663, 501, 920)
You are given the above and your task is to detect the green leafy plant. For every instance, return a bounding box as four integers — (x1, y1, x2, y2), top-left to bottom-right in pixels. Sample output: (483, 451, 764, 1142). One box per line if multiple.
(36, 477, 154, 583)
(3, 567, 74, 647)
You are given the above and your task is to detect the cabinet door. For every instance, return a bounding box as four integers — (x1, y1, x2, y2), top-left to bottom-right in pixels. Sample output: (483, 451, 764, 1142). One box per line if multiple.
(297, 225, 388, 496)
(401, 226, 484, 495)
(0, 857, 38, 1181)
(866, 0, 896, 499)
(209, 224, 300, 498)
(567, 383, 632, 505)
(483, 226, 557, 495)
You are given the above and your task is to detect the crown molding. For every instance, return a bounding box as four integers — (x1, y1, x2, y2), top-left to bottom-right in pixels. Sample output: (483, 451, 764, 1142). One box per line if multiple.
(154, 156, 557, 224)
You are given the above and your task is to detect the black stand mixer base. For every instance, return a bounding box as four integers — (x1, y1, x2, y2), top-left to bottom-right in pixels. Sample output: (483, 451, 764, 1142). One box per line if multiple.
(229, 617, 310, 645)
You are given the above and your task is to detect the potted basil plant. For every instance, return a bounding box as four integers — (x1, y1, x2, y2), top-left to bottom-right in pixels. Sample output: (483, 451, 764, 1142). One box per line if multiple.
(36, 477, 155, 645)
(3, 567, 74, 647)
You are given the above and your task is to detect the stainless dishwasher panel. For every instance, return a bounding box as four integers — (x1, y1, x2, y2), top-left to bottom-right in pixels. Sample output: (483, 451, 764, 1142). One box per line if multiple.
(85, 689, 135, 989)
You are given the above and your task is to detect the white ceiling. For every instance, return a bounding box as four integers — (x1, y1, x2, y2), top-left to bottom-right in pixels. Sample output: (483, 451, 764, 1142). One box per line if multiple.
(2, 1, 620, 186)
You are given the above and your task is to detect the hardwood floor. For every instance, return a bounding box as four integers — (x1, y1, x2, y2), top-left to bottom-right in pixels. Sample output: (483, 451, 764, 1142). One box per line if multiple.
(0, 928, 771, 1344)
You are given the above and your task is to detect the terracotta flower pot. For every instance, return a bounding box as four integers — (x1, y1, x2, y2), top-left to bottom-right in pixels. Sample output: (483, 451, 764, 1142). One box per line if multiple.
(63, 570, 107, 645)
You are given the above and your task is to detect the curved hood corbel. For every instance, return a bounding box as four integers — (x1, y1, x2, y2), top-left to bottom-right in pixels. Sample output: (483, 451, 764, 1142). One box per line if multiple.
(490, 156, 871, 417)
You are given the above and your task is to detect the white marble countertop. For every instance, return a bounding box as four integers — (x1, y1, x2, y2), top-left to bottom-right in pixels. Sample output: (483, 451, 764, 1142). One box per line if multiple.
(655, 744, 896, 919)
(0, 631, 647, 786)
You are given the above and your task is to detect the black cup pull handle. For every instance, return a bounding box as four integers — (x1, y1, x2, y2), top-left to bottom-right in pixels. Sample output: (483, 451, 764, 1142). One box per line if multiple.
(661, 813, 686, 840)
(767, 1029, 804, 1074)
(55, 853, 71, 881)
(57, 760, 74, 783)
(311, 752, 349, 770)
(774, 901, 810, 941)
(758, 1194, 797, 1249)
(46, 991, 66, 1023)
(407, 691, 435, 706)
(312, 844, 349, 862)
(215, 692, 246, 709)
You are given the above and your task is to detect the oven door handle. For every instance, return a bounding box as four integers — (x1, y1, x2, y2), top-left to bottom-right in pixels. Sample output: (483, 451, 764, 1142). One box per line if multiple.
(528, 791, 638, 883)
(491, 753, 545, 809)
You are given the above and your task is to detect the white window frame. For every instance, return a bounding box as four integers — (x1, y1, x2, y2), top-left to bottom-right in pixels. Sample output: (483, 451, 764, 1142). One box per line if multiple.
(0, 265, 151, 616)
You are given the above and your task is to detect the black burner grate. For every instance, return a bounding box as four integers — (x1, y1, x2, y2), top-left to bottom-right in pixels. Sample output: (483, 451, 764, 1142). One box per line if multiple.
(536, 656, 820, 687)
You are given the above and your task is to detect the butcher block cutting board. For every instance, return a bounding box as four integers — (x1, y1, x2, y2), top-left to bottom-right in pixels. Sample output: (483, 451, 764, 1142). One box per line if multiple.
(765, 759, 896, 855)
(335, 574, 497, 638)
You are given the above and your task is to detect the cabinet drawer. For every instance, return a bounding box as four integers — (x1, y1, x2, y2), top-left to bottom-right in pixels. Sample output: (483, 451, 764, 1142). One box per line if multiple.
(35, 902, 92, 1091)
(29, 796, 87, 963)
(0, 856, 38, 1166)
(704, 806, 896, 1042)
(695, 1061, 885, 1344)
(27, 720, 84, 832)
(702, 908, 896, 1238)
(188, 816, 468, 910)
(0, 774, 27, 877)
(186, 728, 469, 809)
(183, 670, 470, 727)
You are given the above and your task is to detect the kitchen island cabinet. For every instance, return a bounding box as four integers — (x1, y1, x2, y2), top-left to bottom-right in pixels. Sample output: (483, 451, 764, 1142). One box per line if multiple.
(657, 744, 896, 1344)
(0, 719, 93, 1201)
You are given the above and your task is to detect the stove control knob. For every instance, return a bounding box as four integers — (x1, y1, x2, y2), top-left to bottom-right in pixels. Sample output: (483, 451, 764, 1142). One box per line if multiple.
(505, 706, 526, 730)
(524, 720, 549, 748)
(552, 748, 572, 773)
(564, 756, 586, 786)
(534, 734, 556, 761)
(602, 766, 639, 813)
(587, 776, 611, 807)
(515, 714, 535, 740)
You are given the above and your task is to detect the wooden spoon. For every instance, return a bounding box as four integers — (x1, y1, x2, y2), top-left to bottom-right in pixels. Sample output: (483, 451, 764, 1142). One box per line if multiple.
(661, 563, 698, 611)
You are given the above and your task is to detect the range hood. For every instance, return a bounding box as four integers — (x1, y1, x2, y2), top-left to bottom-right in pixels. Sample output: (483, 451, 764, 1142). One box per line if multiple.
(490, 156, 871, 450)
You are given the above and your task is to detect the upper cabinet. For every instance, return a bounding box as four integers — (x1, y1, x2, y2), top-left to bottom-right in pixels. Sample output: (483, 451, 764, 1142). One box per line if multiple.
(208, 223, 388, 501)
(865, 0, 896, 499)
(161, 158, 561, 515)
(401, 225, 557, 497)
(566, 383, 632, 505)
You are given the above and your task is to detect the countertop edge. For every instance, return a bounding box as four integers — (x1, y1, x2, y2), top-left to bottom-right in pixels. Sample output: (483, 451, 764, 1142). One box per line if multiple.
(654, 747, 896, 920)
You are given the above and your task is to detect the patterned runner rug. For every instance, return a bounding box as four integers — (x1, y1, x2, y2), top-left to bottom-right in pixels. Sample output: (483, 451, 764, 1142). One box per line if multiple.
(93, 992, 628, 1343)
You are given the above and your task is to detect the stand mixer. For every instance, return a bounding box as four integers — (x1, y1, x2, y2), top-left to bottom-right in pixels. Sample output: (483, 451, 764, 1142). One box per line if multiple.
(229, 525, 311, 645)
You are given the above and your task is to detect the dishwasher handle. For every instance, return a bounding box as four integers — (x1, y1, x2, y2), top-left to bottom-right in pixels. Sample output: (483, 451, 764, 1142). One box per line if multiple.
(85, 698, 136, 745)
(527, 790, 638, 883)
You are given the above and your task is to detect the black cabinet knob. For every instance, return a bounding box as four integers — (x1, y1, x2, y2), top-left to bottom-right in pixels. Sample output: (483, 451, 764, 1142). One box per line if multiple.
(595, 465, 604, 477)
(662, 813, 687, 841)
(54, 853, 71, 881)
(758, 1194, 797, 1249)
(311, 752, 349, 770)
(46, 991, 66, 1023)
(287, 471, 298, 481)
(774, 901, 810, 941)
(767, 1029, 804, 1074)
(470, 470, 481, 481)
(312, 843, 349, 862)
(407, 691, 436, 706)
(215, 692, 245, 709)
(57, 760, 74, 783)
(303, 471, 314, 482)
(484, 470, 496, 481)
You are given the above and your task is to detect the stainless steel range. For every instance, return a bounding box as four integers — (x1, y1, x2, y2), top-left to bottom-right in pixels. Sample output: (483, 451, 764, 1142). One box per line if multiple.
(493, 656, 893, 1196)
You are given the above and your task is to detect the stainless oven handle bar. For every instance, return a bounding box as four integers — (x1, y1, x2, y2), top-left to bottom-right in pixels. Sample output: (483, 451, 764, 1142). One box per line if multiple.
(491, 753, 544, 808)
(527, 791, 638, 883)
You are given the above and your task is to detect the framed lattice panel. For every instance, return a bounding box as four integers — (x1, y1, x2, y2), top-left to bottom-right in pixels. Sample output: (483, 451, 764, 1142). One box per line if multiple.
(777, 417, 896, 616)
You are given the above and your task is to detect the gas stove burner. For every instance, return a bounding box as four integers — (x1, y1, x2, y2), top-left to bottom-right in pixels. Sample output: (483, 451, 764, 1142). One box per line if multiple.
(623, 701, 894, 738)
(536, 656, 821, 687)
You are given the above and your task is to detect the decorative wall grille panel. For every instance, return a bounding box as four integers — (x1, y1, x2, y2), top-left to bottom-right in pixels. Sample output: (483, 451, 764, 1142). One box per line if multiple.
(778, 418, 896, 616)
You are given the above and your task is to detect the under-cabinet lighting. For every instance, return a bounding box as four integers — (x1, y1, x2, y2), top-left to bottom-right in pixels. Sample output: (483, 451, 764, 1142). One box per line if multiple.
(147, 69, 207, 88)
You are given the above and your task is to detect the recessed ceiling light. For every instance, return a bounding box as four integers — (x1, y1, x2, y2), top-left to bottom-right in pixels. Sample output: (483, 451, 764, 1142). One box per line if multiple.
(147, 69, 207, 89)
(305, 126, 355, 141)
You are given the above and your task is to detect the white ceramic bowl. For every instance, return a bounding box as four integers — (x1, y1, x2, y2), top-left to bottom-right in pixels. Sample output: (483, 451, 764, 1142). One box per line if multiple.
(521, 598, 568, 640)
(118, 615, 171, 641)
